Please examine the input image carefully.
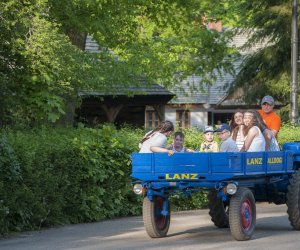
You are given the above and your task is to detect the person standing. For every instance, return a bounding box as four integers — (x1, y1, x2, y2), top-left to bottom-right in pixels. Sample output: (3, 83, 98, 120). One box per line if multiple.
(257, 95, 282, 138)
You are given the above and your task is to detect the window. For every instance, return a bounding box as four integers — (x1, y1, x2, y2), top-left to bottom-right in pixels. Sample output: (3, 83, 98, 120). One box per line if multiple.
(176, 110, 190, 129)
(145, 111, 159, 129)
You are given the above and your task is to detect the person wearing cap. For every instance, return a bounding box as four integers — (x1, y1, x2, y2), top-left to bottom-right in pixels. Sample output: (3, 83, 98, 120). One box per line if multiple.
(257, 95, 281, 138)
(199, 126, 219, 152)
(216, 124, 238, 152)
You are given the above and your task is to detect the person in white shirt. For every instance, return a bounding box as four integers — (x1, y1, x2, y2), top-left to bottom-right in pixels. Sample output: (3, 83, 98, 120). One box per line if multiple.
(239, 110, 266, 152)
(139, 120, 174, 155)
(230, 111, 244, 151)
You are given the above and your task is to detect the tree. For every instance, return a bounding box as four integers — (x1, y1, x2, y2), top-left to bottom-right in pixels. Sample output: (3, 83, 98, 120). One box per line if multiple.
(217, 0, 298, 113)
(0, 0, 235, 126)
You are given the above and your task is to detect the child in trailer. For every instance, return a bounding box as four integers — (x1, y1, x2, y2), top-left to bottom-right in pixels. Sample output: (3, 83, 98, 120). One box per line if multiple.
(216, 124, 239, 152)
(167, 131, 194, 153)
(139, 120, 174, 155)
(200, 126, 219, 152)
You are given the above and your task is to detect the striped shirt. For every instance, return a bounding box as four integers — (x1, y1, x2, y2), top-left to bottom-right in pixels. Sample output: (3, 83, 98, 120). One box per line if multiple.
(235, 131, 244, 151)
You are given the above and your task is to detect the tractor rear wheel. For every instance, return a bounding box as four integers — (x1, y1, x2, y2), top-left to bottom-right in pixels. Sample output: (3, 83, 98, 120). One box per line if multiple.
(208, 190, 229, 228)
(287, 170, 300, 230)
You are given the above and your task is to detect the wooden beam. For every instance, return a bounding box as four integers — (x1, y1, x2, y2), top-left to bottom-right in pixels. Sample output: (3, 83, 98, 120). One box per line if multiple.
(100, 104, 124, 123)
(153, 105, 165, 122)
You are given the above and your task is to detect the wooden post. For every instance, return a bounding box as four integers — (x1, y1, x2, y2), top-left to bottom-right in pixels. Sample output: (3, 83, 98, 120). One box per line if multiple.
(100, 104, 124, 123)
(153, 105, 165, 122)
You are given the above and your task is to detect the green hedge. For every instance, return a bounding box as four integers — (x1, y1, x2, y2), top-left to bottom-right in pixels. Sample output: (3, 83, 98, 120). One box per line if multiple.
(0, 126, 144, 234)
(0, 124, 299, 234)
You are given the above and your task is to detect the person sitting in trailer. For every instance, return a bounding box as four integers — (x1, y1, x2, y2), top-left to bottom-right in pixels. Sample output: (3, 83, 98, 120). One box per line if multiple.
(199, 126, 219, 152)
(139, 120, 174, 155)
(216, 123, 239, 152)
(239, 110, 266, 152)
(167, 131, 194, 153)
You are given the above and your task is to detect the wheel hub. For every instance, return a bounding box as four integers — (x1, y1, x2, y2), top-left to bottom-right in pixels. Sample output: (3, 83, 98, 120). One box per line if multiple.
(241, 199, 252, 230)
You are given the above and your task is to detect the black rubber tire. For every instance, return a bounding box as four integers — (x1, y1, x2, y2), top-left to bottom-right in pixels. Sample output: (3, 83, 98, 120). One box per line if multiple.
(229, 187, 256, 241)
(208, 190, 229, 228)
(143, 196, 170, 238)
(287, 170, 300, 230)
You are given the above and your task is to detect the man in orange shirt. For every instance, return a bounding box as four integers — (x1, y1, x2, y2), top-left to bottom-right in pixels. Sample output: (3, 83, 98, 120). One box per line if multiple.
(257, 95, 281, 138)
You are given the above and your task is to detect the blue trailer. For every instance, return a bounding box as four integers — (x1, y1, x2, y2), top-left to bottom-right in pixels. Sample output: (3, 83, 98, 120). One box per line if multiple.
(131, 142, 300, 241)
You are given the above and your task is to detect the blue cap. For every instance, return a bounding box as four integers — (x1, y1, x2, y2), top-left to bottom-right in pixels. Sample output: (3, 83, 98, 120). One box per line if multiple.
(216, 123, 231, 133)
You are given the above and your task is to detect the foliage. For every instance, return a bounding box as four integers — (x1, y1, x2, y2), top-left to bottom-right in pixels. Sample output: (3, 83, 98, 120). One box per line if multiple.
(215, 0, 296, 106)
(0, 135, 23, 234)
(170, 192, 208, 211)
(278, 97, 300, 123)
(0, 0, 235, 127)
(278, 123, 300, 145)
(0, 126, 143, 234)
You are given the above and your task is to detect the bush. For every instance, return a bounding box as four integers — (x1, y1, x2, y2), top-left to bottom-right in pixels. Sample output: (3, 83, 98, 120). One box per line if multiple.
(0, 126, 143, 234)
(278, 123, 300, 145)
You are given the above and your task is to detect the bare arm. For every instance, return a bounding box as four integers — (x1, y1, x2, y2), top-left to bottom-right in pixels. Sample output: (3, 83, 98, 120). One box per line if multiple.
(150, 146, 174, 156)
(263, 129, 272, 150)
(243, 127, 259, 152)
(238, 125, 246, 141)
(186, 148, 195, 152)
(270, 129, 278, 138)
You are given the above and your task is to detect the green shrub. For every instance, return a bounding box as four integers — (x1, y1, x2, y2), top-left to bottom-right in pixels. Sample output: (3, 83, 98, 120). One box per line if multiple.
(0, 135, 23, 234)
(0, 126, 143, 234)
(278, 123, 300, 145)
(170, 192, 208, 211)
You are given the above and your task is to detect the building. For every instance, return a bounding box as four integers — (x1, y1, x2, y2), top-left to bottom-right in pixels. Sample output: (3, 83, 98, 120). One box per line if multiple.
(78, 30, 265, 129)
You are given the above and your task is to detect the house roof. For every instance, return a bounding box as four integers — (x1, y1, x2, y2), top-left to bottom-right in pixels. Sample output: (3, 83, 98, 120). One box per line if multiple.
(83, 35, 174, 100)
(169, 63, 240, 105)
(170, 30, 265, 106)
(78, 83, 174, 97)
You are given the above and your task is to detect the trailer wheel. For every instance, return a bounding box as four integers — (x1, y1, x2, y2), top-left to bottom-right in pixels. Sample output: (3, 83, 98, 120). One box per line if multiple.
(208, 190, 229, 228)
(287, 170, 300, 230)
(143, 196, 170, 238)
(229, 187, 256, 241)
